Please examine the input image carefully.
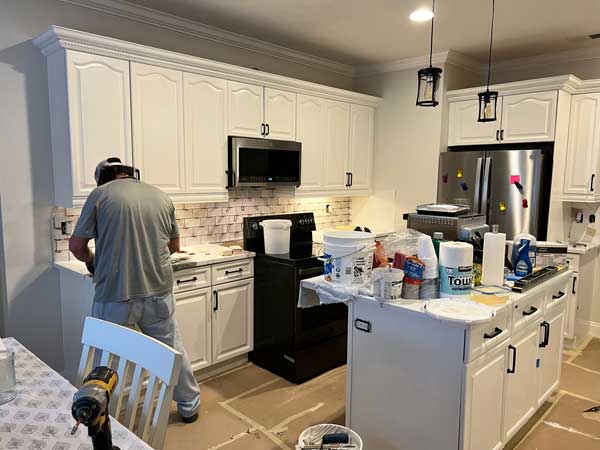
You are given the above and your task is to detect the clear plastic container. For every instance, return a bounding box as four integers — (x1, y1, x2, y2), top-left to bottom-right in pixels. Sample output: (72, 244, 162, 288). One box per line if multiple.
(0, 351, 16, 405)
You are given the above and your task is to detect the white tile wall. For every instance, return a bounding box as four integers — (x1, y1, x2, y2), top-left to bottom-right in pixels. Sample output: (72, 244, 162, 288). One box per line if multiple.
(52, 189, 351, 262)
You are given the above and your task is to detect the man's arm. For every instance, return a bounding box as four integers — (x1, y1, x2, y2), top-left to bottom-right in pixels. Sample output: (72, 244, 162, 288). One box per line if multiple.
(69, 236, 94, 263)
(168, 237, 180, 255)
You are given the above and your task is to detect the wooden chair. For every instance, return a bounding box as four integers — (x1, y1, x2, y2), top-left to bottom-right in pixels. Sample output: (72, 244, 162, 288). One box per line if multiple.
(77, 317, 182, 450)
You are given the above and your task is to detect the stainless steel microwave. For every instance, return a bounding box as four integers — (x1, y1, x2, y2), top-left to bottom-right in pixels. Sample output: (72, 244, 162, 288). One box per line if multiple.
(227, 136, 302, 188)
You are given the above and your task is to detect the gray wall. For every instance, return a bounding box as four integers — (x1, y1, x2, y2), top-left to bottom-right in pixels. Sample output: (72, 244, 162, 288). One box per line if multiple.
(0, 0, 353, 371)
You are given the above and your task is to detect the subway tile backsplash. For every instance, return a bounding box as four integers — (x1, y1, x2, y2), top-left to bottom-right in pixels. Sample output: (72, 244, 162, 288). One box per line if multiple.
(52, 189, 351, 262)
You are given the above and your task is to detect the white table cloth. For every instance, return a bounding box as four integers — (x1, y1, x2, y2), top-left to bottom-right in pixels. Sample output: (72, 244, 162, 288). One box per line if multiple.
(0, 337, 153, 450)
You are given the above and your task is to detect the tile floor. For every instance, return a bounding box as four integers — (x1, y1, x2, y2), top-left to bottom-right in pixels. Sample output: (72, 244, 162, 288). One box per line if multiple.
(164, 338, 600, 450)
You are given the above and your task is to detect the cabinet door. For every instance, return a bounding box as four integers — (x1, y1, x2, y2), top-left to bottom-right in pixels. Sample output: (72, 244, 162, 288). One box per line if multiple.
(500, 92, 557, 143)
(175, 288, 212, 371)
(228, 81, 263, 138)
(323, 100, 350, 191)
(538, 308, 565, 405)
(296, 94, 325, 191)
(503, 323, 540, 441)
(563, 94, 600, 196)
(448, 99, 501, 146)
(212, 279, 254, 364)
(463, 344, 507, 450)
(264, 87, 296, 140)
(183, 73, 228, 194)
(66, 51, 132, 198)
(348, 104, 374, 191)
(131, 63, 186, 193)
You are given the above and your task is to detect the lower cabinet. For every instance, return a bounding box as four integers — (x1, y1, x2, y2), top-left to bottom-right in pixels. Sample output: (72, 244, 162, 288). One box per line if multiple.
(463, 344, 507, 450)
(537, 304, 565, 405)
(174, 287, 212, 371)
(212, 278, 254, 364)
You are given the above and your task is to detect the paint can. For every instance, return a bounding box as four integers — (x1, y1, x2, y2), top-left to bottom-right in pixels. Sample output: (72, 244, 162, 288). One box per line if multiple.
(372, 268, 404, 302)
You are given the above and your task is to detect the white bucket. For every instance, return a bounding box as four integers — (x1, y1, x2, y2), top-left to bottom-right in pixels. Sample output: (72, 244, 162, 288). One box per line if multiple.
(322, 231, 375, 286)
(298, 424, 363, 450)
(260, 219, 292, 254)
(372, 267, 404, 302)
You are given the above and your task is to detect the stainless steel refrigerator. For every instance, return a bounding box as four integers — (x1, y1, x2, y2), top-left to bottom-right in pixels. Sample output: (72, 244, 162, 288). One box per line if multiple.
(436, 148, 553, 240)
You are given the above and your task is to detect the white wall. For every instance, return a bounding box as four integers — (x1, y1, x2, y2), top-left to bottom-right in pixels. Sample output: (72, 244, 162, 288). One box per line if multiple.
(493, 59, 600, 85)
(0, 0, 353, 371)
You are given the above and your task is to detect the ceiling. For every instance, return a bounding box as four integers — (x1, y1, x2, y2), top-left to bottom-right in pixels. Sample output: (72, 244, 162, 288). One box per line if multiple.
(124, 0, 600, 66)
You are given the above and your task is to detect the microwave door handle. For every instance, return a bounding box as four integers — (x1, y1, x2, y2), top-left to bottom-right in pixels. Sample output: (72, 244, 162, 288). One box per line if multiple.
(474, 157, 483, 214)
(481, 157, 492, 216)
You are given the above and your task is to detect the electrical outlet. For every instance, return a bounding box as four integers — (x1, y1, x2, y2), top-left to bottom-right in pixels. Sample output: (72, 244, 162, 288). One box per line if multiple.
(61, 221, 72, 235)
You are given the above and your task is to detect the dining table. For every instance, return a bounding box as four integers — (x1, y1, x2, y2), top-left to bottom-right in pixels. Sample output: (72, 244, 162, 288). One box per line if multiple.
(0, 337, 154, 450)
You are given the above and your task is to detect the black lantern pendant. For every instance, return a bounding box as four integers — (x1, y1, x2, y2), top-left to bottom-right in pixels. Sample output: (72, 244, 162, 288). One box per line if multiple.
(416, 0, 442, 107)
(478, 0, 498, 122)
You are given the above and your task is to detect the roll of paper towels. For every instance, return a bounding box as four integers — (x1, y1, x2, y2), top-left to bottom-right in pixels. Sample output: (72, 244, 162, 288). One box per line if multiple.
(481, 229, 506, 287)
(439, 242, 473, 298)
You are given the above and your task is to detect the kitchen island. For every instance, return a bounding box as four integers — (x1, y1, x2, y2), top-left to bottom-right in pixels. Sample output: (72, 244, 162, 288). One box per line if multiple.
(303, 269, 571, 450)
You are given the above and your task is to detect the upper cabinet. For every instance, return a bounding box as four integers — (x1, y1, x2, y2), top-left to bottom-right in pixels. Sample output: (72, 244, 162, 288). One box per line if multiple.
(228, 81, 264, 138)
(323, 100, 351, 191)
(264, 88, 297, 140)
(184, 73, 228, 197)
(563, 93, 600, 202)
(296, 94, 326, 192)
(448, 92, 557, 146)
(348, 104, 375, 191)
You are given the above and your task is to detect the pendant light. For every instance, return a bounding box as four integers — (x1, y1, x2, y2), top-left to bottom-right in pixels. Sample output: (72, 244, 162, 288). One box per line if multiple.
(416, 0, 442, 107)
(478, 0, 498, 122)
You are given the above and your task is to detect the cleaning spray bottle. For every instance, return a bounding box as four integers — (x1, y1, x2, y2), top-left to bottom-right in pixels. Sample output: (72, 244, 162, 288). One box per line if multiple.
(513, 239, 533, 277)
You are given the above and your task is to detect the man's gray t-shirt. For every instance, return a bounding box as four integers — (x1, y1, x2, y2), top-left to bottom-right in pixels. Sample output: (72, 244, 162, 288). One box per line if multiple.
(73, 178, 179, 303)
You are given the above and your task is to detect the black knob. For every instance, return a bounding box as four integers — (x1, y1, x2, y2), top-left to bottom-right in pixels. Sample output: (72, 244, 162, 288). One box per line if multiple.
(251, 223, 259, 231)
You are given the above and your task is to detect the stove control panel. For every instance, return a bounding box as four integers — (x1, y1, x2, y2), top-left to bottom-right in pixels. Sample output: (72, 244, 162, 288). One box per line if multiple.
(243, 213, 316, 240)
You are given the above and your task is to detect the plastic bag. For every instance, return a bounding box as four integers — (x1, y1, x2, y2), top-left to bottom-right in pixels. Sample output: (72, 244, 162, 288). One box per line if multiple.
(380, 229, 427, 265)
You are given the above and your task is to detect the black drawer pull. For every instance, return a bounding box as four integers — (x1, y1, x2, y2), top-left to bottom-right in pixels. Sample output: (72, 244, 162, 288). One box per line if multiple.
(176, 276, 197, 285)
(507, 345, 517, 374)
(354, 319, 372, 333)
(213, 291, 219, 311)
(552, 291, 565, 300)
(572, 277, 577, 294)
(522, 306, 538, 316)
(540, 321, 550, 348)
(484, 327, 503, 339)
(225, 268, 244, 276)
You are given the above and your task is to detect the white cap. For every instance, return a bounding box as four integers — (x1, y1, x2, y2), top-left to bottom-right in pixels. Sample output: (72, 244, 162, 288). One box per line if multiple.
(94, 157, 123, 183)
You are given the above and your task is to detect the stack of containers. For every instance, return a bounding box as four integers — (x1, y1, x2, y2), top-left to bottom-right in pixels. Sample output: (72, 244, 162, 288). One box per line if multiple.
(418, 235, 440, 299)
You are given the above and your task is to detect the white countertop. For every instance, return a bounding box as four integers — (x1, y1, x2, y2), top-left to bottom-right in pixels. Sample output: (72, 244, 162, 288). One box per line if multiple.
(567, 241, 600, 255)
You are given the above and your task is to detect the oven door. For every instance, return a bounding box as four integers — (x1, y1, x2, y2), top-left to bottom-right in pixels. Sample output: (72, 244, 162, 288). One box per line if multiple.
(294, 265, 348, 349)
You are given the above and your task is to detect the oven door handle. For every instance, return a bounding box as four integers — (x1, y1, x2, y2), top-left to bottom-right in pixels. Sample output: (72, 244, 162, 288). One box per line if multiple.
(298, 267, 324, 277)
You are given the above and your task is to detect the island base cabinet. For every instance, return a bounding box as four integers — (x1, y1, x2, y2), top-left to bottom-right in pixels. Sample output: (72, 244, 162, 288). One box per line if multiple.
(462, 344, 508, 450)
(537, 303, 566, 405)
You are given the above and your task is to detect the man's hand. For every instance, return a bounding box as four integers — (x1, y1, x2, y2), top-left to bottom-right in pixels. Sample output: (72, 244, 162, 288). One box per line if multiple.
(69, 236, 94, 265)
(169, 237, 180, 255)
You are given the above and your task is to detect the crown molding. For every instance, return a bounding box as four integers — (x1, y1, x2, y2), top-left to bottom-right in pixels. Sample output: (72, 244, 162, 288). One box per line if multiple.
(446, 75, 583, 102)
(57, 0, 354, 77)
(493, 46, 600, 74)
(33, 26, 381, 106)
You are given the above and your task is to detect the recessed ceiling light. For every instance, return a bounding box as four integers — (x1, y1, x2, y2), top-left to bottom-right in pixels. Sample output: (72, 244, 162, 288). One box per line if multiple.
(410, 8, 434, 22)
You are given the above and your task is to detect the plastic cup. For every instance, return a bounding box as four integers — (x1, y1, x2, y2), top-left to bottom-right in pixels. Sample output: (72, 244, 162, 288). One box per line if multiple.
(0, 351, 16, 405)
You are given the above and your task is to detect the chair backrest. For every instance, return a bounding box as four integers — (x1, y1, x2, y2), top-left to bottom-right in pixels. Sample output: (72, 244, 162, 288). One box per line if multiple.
(77, 317, 182, 450)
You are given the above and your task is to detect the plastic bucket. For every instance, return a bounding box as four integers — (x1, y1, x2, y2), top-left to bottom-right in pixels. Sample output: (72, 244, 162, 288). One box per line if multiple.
(298, 424, 362, 450)
(260, 219, 292, 254)
(372, 267, 404, 301)
(322, 231, 375, 286)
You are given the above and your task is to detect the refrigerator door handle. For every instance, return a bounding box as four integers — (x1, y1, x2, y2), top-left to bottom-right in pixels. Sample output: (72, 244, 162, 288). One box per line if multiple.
(474, 157, 483, 214)
(481, 157, 492, 216)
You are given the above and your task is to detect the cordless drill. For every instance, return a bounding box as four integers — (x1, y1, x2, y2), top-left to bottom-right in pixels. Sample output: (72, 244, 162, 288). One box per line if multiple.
(71, 366, 120, 450)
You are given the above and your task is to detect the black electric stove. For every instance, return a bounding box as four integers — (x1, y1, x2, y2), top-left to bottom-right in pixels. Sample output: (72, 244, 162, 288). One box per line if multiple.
(243, 213, 348, 383)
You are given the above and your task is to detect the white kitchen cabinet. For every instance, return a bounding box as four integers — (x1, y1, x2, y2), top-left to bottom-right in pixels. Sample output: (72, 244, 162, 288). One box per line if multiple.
(502, 322, 540, 441)
(296, 94, 325, 192)
(462, 344, 507, 450)
(228, 81, 264, 138)
(537, 304, 565, 406)
(323, 100, 351, 191)
(212, 278, 254, 364)
(175, 287, 212, 371)
(501, 92, 557, 143)
(348, 104, 374, 192)
(183, 73, 228, 198)
(448, 99, 503, 146)
(563, 93, 600, 201)
(131, 62, 186, 194)
(264, 87, 297, 140)
(47, 50, 133, 206)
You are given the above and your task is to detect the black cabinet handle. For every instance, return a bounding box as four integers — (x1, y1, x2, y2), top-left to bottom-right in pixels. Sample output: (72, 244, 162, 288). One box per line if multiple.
(591, 174, 596, 192)
(265, 123, 270, 136)
(354, 318, 372, 333)
(540, 321, 550, 348)
(134, 168, 141, 180)
(496, 130, 500, 141)
(225, 268, 244, 276)
(572, 277, 577, 294)
(176, 276, 197, 285)
(261, 123, 265, 136)
(507, 345, 517, 374)
(552, 291, 565, 300)
(213, 291, 219, 311)
(500, 129, 505, 140)
(484, 327, 503, 339)
(349, 172, 353, 187)
(345, 172, 350, 187)
(522, 306, 538, 316)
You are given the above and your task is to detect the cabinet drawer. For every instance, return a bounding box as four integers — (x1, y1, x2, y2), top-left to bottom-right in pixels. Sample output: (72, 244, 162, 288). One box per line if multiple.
(512, 292, 544, 332)
(173, 266, 211, 293)
(212, 259, 254, 285)
(465, 307, 511, 362)
(545, 283, 568, 314)
(566, 254, 580, 272)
